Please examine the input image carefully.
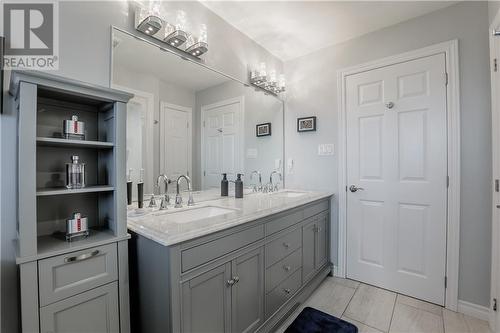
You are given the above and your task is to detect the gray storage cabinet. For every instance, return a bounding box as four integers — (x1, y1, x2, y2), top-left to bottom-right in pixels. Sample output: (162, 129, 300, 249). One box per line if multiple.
(10, 71, 133, 333)
(130, 197, 332, 333)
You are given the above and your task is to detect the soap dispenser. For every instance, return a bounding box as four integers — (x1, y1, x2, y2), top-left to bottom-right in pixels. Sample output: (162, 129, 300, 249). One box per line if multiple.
(235, 173, 244, 198)
(221, 173, 228, 197)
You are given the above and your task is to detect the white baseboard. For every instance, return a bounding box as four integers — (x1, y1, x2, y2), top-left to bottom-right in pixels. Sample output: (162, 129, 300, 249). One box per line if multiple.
(457, 300, 490, 321)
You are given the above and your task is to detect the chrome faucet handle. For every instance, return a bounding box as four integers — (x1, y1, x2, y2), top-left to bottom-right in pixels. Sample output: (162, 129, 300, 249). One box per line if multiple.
(159, 195, 168, 210)
(175, 193, 183, 208)
(148, 195, 157, 208)
(165, 193, 170, 205)
(187, 192, 195, 206)
(274, 182, 280, 192)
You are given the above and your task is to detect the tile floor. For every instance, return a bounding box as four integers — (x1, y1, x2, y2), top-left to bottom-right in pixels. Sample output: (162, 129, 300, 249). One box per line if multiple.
(275, 276, 492, 333)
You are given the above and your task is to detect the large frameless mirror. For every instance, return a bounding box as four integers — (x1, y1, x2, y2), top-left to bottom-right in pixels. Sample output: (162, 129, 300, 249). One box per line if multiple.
(111, 27, 284, 198)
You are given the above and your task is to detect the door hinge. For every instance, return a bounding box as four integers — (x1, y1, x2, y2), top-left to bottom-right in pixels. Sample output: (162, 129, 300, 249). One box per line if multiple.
(444, 73, 448, 86)
(444, 276, 447, 288)
(495, 179, 499, 192)
(447, 176, 450, 188)
(345, 186, 348, 192)
(494, 298, 498, 311)
(495, 58, 498, 72)
(203, 171, 206, 176)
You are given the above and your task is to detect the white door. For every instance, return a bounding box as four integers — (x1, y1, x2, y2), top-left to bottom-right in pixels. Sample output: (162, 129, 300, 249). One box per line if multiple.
(160, 103, 191, 187)
(202, 98, 243, 189)
(346, 54, 448, 305)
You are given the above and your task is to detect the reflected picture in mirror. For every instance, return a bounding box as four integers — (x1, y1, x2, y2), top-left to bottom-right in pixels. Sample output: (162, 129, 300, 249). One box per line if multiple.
(111, 28, 284, 197)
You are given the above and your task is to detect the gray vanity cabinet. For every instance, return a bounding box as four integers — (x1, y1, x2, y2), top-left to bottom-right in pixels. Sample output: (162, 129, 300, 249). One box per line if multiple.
(181, 263, 232, 333)
(231, 247, 265, 333)
(302, 211, 329, 283)
(181, 247, 265, 333)
(40, 282, 120, 333)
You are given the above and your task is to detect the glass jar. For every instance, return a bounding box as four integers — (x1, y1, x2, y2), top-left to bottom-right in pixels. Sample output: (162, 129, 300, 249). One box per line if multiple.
(66, 155, 86, 189)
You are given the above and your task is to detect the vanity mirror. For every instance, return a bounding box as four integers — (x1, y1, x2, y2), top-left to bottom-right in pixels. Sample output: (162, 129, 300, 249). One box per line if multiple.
(111, 27, 284, 198)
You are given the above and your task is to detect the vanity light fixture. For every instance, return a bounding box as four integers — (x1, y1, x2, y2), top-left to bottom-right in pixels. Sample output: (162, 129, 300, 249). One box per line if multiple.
(185, 24, 209, 57)
(163, 10, 188, 47)
(134, 5, 209, 59)
(250, 63, 286, 95)
(136, 1, 163, 35)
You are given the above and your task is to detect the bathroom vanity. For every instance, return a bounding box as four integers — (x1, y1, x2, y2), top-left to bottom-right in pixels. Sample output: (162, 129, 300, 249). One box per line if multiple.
(128, 190, 332, 333)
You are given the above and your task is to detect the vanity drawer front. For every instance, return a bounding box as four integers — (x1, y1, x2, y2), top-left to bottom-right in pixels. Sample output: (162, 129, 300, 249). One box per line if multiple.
(181, 225, 264, 272)
(265, 248, 302, 293)
(265, 228, 302, 268)
(265, 210, 304, 235)
(303, 200, 329, 220)
(38, 243, 118, 306)
(265, 269, 302, 318)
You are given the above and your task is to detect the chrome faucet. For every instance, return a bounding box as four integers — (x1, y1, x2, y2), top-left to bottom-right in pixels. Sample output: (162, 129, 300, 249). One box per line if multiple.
(175, 175, 194, 208)
(269, 170, 282, 192)
(250, 170, 262, 192)
(156, 174, 171, 210)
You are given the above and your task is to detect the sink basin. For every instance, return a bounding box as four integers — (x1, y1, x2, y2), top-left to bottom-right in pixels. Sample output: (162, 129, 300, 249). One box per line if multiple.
(155, 206, 238, 224)
(271, 191, 307, 198)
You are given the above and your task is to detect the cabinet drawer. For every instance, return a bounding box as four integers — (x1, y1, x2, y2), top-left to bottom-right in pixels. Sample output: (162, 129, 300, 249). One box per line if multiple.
(40, 282, 120, 333)
(265, 248, 302, 293)
(265, 228, 301, 268)
(265, 269, 302, 318)
(38, 243, 118, 306)
(265, 210, 304, 235)
(303, 200, 329, 220)
(181, 225, 264, 272)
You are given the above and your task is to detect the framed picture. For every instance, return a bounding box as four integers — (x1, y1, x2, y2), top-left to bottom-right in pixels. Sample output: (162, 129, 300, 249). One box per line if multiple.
(256, 122, 272, 137)
(297, 116, 317, 132)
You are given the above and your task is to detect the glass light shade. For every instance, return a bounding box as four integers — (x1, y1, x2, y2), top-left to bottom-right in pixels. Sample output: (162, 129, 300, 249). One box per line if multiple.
(278, 74, 286, 89)
(175, 10, 187, 31)
(148, 1, 161, 17)
(259, 62, 267, 78)
(186, 34, 196, 49)
(269, 69, 277, 84)
(198, 24, 208, 44)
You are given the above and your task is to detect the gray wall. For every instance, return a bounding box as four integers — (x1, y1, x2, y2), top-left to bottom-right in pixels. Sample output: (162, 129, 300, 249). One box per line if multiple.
(284, 1, 492, 307)
(1, 2, 283, 332)
(490, 1, 500, 24)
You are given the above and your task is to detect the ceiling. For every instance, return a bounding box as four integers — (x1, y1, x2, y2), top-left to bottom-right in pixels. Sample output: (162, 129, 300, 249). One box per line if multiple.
(112, 29, 230, 92)
(200, 1, 457, 61)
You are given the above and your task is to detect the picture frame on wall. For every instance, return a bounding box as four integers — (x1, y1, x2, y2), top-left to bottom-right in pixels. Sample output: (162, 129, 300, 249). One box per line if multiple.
(297, 116, 317, 132)
(256, 122, 272, 137)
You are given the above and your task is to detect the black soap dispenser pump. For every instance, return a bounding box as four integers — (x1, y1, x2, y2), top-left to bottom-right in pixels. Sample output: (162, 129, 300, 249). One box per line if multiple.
(235, 173, 244, 198)
(221, 173, 229, 197)
(127, 168, 133, 205)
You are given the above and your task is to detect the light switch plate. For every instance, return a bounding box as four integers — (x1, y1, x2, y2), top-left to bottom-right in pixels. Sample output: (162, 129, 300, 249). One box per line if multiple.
(287, 158, 294, 174)
(318, 144, 335, 156)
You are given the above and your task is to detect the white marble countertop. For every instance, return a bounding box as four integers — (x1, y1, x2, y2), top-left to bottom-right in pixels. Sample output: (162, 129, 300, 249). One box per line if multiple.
(127, 189, 333, 246)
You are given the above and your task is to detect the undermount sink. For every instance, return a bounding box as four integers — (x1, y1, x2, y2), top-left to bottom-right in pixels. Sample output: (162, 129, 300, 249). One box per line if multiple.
(271, 191, 308, 198)
(155, 206, 238, 224)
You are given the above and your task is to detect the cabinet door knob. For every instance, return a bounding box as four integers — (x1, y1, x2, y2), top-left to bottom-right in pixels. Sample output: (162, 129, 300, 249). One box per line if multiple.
(233, 276, 240, 284)
(227, 279, 235, 286)
(283, 265, 291, 271)
(284, 288, 291, 294)
(283, 242, 290, 248)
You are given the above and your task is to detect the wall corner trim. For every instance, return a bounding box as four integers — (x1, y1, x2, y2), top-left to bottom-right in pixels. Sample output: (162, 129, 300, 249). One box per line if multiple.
(457, 300, 490, 321)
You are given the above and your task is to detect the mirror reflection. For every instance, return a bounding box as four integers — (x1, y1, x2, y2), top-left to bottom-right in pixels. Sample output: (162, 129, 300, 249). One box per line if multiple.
(111, 28, 284, 198)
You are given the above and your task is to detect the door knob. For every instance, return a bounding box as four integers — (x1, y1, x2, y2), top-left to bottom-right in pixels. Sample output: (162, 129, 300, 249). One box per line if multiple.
(349, 185, 364, 193)
(385, 102, 395, 109)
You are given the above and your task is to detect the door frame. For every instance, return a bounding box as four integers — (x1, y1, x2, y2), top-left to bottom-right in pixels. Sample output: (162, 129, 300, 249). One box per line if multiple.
(200, 96, 245, 190)
(159, 101, 193, 179)
(336, 40, 461, 310)
(111, 83, 155, 194)
(490, 9, 500, 330)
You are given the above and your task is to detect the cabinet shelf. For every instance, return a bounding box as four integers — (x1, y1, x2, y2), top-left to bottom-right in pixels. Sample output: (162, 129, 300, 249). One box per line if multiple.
(36, 186, 114, 196)
(36, 137, 114, 149)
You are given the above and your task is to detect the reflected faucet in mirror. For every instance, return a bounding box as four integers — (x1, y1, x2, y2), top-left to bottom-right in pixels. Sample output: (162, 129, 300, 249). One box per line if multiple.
(268, 170, 282, 192)
(175, 175, 195, 208)
(250, 170, 262, 192)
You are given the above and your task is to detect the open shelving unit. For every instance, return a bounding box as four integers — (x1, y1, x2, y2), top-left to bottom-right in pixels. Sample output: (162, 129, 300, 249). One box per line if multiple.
(11, 71, 133, 261)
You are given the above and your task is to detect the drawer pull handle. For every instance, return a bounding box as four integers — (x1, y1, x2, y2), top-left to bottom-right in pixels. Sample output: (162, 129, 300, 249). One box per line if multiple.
(283, 265, 291, 271)
(283, 242, 290, 248)
(64, 250, 100, 263)
(284, 288, 291, 294)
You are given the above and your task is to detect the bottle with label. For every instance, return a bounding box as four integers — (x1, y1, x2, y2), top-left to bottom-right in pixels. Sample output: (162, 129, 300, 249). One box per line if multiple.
(235, 173, 244, 198)
(66, 155, 86, 189)
(221, 173, 228, 196)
